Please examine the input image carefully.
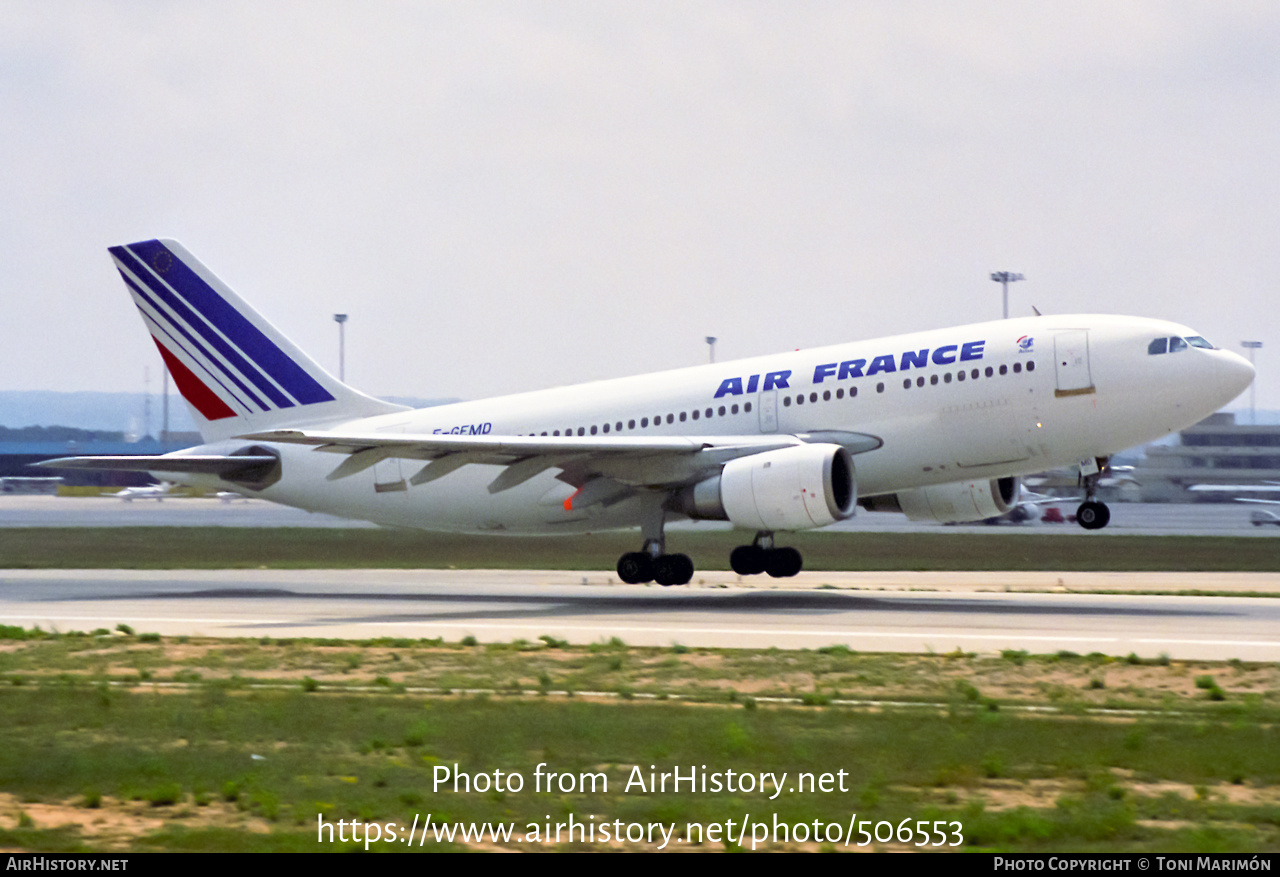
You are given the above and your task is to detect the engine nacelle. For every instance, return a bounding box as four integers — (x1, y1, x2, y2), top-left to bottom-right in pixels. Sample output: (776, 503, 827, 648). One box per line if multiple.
(870, 476, 1020, 524)
(676, 443, 856, 531)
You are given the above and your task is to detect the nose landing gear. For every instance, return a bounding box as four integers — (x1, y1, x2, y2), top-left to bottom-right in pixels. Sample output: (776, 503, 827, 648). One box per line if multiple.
(1075, 457, 1112, 530)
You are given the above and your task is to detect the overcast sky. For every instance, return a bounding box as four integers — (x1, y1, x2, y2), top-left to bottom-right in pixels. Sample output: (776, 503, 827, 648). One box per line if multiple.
(2, 2, 1276, 412)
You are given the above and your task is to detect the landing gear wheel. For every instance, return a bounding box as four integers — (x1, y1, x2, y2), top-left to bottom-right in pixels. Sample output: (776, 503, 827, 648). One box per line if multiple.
(1076, 500, 1111, 530)
(765, 547, 803, 578)
(616, 552, 654, 584)
(730, 545, 766, 576)
(653, 553, 694, 586)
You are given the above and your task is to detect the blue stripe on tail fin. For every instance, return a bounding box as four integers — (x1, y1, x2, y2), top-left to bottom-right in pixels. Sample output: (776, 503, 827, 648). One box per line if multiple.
(110, 239, 407, 442)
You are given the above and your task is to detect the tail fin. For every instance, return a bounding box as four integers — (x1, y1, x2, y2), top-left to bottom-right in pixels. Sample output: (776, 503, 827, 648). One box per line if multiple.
(109, 239, 406, 442)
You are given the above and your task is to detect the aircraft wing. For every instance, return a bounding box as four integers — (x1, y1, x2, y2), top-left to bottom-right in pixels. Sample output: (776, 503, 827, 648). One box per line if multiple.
(1186, 482, 1280, 507)
(1189, 483, 1280, 493)
(238, 428, 882, 492)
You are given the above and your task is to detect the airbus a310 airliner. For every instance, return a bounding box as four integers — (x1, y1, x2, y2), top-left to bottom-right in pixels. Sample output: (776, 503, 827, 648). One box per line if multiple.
(45, 240, 1255, 585)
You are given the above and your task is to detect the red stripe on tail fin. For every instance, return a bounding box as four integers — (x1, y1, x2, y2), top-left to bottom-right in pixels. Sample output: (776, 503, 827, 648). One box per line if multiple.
(153, 339, 237, 421)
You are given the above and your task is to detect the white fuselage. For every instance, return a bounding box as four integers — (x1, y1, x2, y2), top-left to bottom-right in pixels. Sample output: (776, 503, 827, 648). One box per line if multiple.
(171, 314, 1253, 534)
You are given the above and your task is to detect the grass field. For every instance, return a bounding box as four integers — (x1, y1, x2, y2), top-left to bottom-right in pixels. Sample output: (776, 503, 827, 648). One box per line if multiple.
(3, 527, 1280, 571)
(1, 530, 1277, 852)
(0, 629, 1277, 852)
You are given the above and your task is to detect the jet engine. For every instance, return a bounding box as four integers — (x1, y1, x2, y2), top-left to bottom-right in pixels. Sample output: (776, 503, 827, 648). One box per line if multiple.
(676, 443, 856, 530)
(863, 476, 1021, 524)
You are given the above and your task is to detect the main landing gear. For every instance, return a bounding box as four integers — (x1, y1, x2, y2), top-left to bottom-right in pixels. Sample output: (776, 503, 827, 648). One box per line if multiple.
(616, 503, 695, 586)
(1076, 456, 1112, 531)
(614, 504, 803, 585)
(729, 531, 803, 578)
(617, 547, 694, 586)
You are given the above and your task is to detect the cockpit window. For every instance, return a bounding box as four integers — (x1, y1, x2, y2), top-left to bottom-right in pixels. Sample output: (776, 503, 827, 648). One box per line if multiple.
(1170, 337, 1188, 353)
(1186, 336, 1214, 349)
(1147, 337, 1168, 355)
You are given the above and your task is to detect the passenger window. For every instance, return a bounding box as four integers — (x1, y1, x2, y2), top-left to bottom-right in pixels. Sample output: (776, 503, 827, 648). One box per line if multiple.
(1170, 337, 1188, 353)
(876, 382, 885, 393)
(1148, 338, 1168, 355)
(731, 404, 740, 414)
(743, 402, 751, 412)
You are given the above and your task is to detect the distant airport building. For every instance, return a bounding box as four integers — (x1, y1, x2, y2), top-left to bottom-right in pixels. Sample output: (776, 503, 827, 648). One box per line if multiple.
(0, 476, 63, 495)
(1133, 412, 1280, 502)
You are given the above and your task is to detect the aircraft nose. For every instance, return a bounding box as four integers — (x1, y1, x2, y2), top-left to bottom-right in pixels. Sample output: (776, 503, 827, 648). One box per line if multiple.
(1218, 349, 1255, 401)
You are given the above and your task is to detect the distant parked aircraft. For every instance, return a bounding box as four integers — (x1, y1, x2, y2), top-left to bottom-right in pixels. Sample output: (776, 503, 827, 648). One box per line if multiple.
(114, 482, 173, 502)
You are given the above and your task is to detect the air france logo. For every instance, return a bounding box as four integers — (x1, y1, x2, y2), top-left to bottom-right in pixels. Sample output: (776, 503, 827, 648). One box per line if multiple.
(713, 340, 986, 398)
(1017, 336, 1034, 353)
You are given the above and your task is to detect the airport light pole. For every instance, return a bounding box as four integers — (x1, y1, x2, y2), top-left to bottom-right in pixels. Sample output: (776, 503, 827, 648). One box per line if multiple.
(1243, 341, 1262, 424)
(705, 336, 717, 364)
(334, 314, 348, 382)
(990, 272, 1024, 319)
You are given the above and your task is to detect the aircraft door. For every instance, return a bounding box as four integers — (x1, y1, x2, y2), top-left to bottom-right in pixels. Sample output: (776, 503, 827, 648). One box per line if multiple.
(757, 390, 778, 433)
(1053, 331, 1095, 397)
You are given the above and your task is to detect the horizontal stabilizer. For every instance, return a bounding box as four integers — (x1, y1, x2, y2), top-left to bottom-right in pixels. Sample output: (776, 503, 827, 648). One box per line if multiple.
(38, 455, 278, 487)
(38, 454, 274, 474)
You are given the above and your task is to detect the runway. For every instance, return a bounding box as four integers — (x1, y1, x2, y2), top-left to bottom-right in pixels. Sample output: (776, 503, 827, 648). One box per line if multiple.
(3, 569, 1278, 661)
